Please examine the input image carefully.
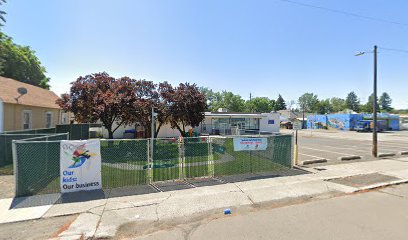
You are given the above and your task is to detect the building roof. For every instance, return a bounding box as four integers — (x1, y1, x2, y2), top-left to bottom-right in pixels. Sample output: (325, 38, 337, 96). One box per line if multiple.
(204, 112, 278, 118)
(0, 76, 61, 109)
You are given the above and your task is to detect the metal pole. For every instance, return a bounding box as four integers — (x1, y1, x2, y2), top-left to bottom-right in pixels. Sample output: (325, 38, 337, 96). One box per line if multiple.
(302, 103, 305, 129)
(373, 45, 378, 157)
(150, 106, 155, 182)
(294, 129, 299, 165)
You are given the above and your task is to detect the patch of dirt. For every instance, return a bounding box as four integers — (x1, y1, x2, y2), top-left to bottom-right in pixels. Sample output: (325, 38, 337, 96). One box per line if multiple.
(0, 175, 14, 199)
(0, 164, 13, 175)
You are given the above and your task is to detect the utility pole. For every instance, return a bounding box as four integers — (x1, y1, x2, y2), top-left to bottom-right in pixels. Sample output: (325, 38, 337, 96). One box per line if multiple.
(373, 45, 378, 157)
(302, 103, 305, 129)
(355, 45, 378, 158)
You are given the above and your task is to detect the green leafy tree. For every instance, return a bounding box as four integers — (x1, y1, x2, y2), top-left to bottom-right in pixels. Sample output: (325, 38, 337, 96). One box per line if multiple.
(345, 91, 360, 112)
(246, 97, 275, 113)
(361, 93, 379, 113)
(379, 92, 392, 112)
(274, 94, 286, 111)
(330, 97, 346, 113)
(0, 32, 50, 88)
(0, 0, 6, 27)
(298, 93, 319, 112)
(316, 99, 333, 114)
(211, 91, 246, 112)
(199, 87, 215, 111)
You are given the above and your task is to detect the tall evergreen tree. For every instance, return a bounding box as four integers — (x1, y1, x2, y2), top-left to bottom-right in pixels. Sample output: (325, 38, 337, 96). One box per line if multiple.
(379, 92, 392, 112)
(274, 94, 286, 111)
(345, 91, 360, 112)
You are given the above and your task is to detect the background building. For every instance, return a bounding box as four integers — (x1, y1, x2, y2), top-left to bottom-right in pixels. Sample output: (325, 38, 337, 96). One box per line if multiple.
(0, 76, 68, 132)
(307, 113, 400, 131)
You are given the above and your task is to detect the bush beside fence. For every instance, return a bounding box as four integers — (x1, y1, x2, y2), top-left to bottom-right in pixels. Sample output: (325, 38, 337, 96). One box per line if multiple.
(13, 135, 293, 197)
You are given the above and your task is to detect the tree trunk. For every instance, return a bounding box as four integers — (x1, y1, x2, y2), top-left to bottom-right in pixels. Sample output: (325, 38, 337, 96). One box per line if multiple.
(175, 124, 184, 136)
(154, 123, 163, 138)
(108, 129, 114, 139)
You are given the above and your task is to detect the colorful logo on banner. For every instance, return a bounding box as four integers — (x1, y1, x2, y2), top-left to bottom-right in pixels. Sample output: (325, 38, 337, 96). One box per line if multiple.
(60, 140, 102, 193)
(65, 144, 95, 168)
(233, 138, 268, 151)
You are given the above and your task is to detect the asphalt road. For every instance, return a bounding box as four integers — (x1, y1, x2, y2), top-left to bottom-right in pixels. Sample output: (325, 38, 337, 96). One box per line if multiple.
(295, 130, 408, 166)
(124, 183, 408, 240)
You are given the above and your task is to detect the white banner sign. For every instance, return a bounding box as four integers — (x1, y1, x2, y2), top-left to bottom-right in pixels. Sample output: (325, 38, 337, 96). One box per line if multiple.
(60, 139, 102, 193)
(233, 138, 268, 151)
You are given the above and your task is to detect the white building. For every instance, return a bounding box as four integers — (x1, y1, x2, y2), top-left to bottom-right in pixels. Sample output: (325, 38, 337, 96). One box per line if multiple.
(196, 112, 280, 135)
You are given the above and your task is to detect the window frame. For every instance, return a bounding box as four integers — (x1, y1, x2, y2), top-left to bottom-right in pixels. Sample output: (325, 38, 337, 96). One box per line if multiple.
(45, 111, 53, 128)
(22, 110, 32, 130)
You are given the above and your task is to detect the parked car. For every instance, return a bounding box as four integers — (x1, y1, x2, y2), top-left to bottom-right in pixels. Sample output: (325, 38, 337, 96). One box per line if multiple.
(355, 120, 386, 132)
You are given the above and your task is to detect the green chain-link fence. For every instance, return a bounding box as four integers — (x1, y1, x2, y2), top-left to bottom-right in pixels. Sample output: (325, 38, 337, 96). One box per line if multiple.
(56, 123, 95, 140)
(1, 127, 57, 135)
(184, 137, 212, 178)
(152, 138, 180, 182)
(13, 134, 293, 197)
(1, 124, 98, 166)
(13, 133, 69, 196)
(101, 139, 148, 188)
(212, 135, 293, 177)
(0, 134, 49, 166)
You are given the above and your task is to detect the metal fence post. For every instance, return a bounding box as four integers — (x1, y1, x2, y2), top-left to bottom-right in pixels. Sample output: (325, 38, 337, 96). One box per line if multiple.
(147, 139, 152, 184)
(292, 132, 296, 168)
(208, 136, 214, 178)
(12, 140, 18, 196)
(179, 138, 185, 180)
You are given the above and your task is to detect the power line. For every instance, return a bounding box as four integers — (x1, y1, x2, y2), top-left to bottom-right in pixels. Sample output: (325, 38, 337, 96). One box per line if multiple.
(379, 47, 408, 54)
(278, 0, 408, 27)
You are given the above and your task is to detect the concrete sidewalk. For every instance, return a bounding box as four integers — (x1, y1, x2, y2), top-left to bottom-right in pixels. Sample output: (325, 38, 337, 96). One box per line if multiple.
(1, 157, 408, 239)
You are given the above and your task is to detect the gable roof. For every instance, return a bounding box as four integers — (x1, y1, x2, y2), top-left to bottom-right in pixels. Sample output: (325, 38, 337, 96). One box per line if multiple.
(0, 76, 61, 109)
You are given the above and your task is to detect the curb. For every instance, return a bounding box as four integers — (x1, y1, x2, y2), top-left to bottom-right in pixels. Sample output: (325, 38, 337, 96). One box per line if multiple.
(338, 156, 362, 161)
(302, 159, 327, 165)
(378, 153, 396, 158)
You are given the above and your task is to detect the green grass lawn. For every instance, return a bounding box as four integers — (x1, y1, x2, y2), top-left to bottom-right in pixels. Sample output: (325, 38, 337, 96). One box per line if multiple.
(102, 165, 147, 188)
(0, 164, 13, 175)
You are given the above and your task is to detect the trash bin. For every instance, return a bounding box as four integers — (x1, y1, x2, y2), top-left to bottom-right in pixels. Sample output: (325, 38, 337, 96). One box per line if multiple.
(123, 129, 135, 139)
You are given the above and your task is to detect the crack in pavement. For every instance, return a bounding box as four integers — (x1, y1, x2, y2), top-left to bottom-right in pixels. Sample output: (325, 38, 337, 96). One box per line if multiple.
(102, 202, 161, 212)
(90, 189, 111, 239)
(155, 193, 173, 222)
(378, 189, 407, 199)
(233, 183, 255, 205)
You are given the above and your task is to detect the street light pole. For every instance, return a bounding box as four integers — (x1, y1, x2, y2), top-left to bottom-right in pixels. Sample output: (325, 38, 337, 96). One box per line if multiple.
(355, 45, 378, 158)
(373, 45, 378, 157)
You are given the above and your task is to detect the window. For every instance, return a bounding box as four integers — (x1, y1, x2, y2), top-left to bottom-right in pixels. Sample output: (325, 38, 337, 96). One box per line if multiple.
(45, 112, 53, 128)
(61, 112, 68, 124)
(22, 110, 32, 130)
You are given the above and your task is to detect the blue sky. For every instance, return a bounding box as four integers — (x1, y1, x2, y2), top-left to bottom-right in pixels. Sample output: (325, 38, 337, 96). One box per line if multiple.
(2, 0, 408, 108)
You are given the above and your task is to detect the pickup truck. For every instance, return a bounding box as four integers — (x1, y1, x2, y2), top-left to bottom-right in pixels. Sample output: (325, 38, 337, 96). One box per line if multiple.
(355, 120, 386, 132)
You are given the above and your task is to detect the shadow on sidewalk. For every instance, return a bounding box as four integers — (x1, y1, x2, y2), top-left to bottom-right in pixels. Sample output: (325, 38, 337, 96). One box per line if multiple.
(9, 168, 309, 209)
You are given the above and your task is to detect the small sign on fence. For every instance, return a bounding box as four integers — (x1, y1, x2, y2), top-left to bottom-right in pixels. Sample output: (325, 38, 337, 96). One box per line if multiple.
(233, 138, 268, 151)
(60, 139, 102, 193)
